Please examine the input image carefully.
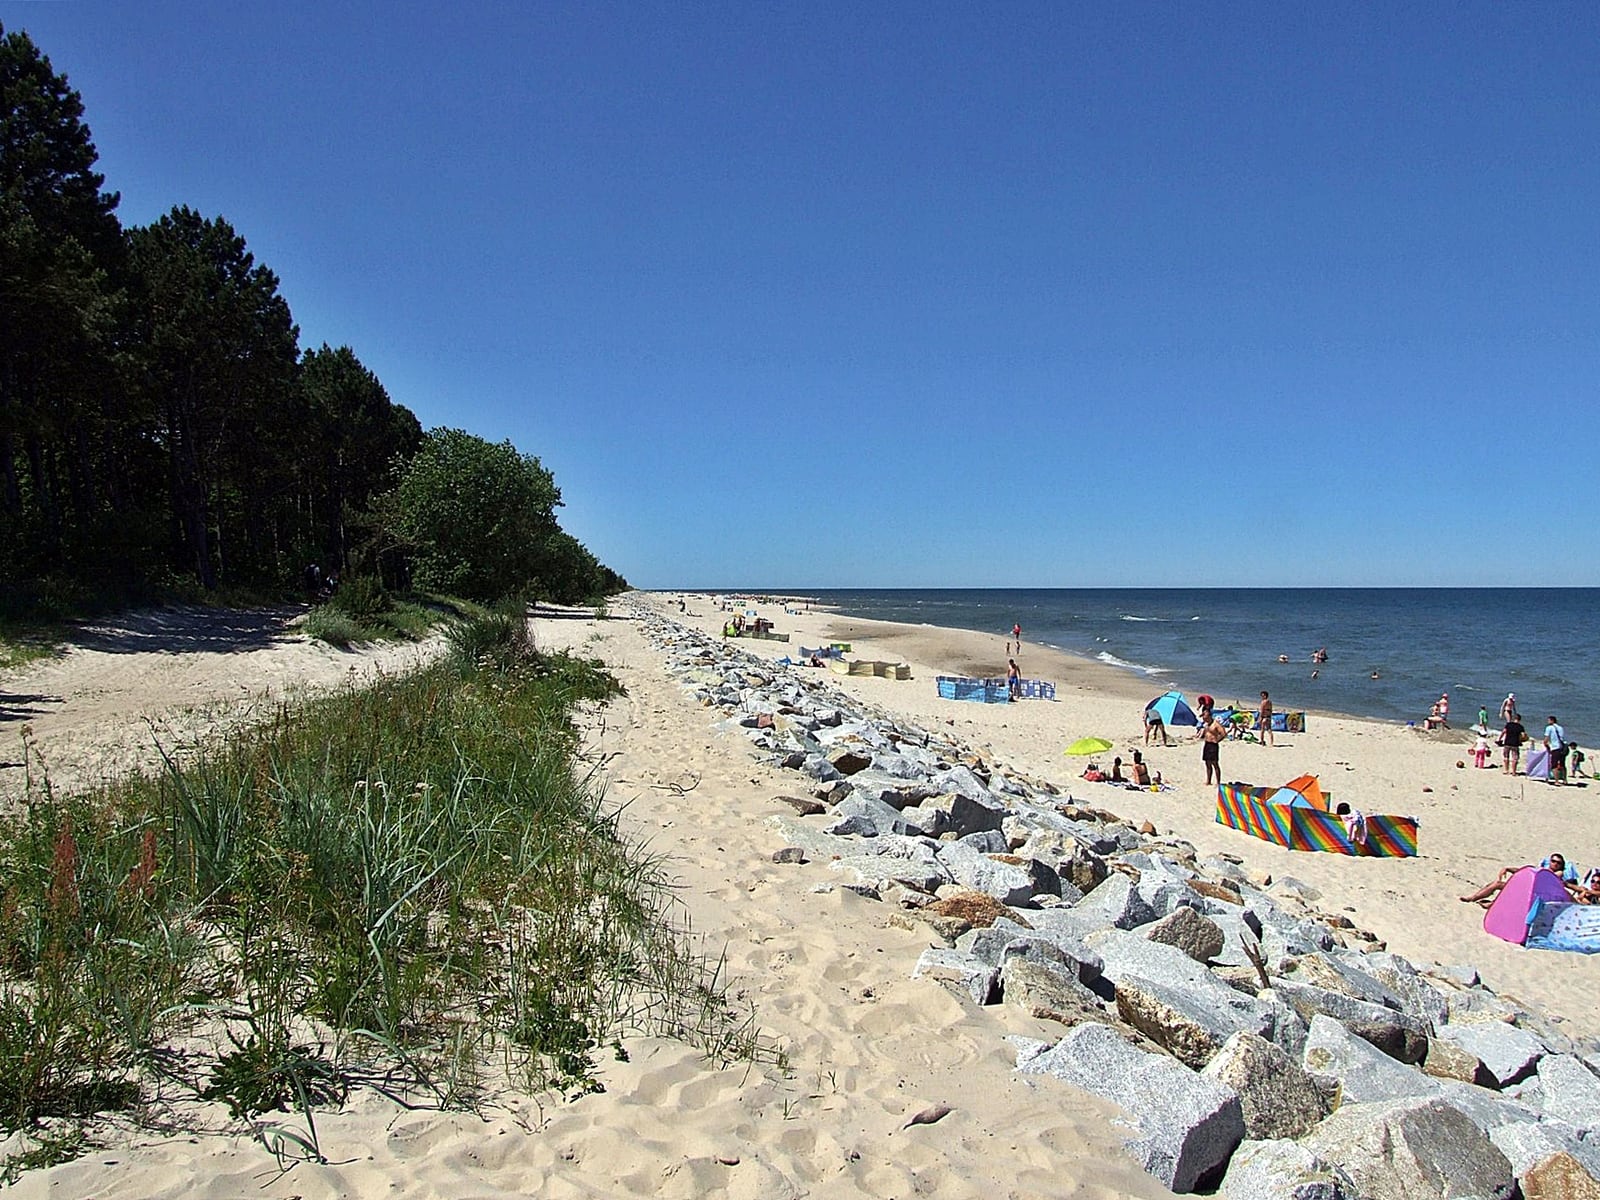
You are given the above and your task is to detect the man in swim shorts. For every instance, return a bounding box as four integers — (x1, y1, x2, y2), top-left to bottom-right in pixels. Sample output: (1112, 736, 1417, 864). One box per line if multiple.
(1258, 691, 1274, 747)
(1201, 712, 1226, 785)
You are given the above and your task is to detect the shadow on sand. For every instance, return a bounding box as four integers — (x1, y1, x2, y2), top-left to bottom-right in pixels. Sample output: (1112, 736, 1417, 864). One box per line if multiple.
(0, 692, 63, 724)
(69, 606, 305, 656)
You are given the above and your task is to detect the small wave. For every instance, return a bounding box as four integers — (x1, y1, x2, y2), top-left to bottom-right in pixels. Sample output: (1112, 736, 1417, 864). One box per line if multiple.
(1097, 650, 1169, 676)
(1121, 615, 1164, 622)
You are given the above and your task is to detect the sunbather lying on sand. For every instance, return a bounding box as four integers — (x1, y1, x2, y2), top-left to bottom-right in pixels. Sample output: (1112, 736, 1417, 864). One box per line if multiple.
(1460, 853, 1578, 905)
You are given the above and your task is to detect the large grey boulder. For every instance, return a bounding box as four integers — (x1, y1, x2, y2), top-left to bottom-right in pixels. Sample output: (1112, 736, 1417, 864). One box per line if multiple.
(999, 958, 1111, 1029)
(1301, 1097, 1515, 1200)
(1423, 1037, 1494, 1087)
(822, 792, 911, 837)
(1301, 1014, 1439, 1106)
(1115, 976, 1275, 1069)
(1203, 1031, 1329, 1140)
(1438, 1022, 1547, 1088)
(1076, 872, 1157, 929)
(920, 789, 1008, 837)
(911, 947, 998, 1006)
(1089, 931, 1289, 1063)
(1532, 1054, 1600, 1131)
(828, 836, 951, 894)
(843, 769, 939, 810)
(934, 840, 1038, 906)
(1272, 978, 1428, 1063)
(1488, 1118, 1600, 1180)
(958, 920, 1102, 985)
(1017, 1022, 1245, 1192)
(1218, 1139, 1358, 1200)
(1282, 952, 1408, 1012)
(1145, 905, 1227, 963)
(1362, 952, 1452, 1030)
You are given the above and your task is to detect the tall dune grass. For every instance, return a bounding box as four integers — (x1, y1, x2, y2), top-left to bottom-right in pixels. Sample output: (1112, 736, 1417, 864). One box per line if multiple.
(0, 609, 767, 1170)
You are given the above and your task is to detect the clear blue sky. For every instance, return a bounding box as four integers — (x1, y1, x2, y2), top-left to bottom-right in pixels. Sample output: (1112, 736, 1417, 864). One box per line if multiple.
(9, 3, 1597, 588)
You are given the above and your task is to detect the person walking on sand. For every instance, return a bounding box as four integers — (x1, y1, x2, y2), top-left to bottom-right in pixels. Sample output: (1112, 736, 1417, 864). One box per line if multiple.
(1006, 658, 1021, 701)
(1010, 622, 1022, 654)
(1500, 692, 1519, 724)
(1201, 711, 1226, 785)
(1258, 691, 1274, 746)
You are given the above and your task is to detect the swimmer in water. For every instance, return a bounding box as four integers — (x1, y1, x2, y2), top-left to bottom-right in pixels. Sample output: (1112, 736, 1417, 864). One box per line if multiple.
(1277, 654, 1290, 663)
(1370, 670, 1381, 680)
(1311, 669, 1319, 679)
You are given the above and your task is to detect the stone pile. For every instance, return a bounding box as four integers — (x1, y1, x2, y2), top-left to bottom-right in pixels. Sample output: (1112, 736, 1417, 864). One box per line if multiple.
(632, 607, 1600, 1198)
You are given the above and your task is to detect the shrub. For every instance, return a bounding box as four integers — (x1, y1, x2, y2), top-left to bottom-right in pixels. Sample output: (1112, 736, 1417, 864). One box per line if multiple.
(304, 609, 364, 648)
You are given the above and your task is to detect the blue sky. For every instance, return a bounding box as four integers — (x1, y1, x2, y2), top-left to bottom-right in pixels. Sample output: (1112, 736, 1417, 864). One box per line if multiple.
(9, 3, 1597, 588)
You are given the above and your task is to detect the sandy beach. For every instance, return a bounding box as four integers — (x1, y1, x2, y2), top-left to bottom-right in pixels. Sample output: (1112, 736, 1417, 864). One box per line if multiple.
(668, 593, 1599, 1037)
(3, 593, 1596, 1197)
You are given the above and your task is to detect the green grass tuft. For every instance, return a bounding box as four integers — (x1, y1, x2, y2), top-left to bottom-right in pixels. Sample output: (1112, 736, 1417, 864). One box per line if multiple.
(0, 608, 769, 1172)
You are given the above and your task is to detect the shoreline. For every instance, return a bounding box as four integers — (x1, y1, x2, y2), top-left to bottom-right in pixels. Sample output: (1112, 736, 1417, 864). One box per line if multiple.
(652, 590, 1600, 1037)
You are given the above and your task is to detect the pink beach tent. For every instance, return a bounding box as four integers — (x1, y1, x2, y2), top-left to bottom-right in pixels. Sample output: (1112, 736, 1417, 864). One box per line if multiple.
(1483, 867, 1571, 945)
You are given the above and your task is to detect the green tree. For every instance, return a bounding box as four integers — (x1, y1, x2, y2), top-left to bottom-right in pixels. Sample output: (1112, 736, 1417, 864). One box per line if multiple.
(388, 429, 562, 602)
(0, 23, 128, 587)
(299, 344, 421, 574)
(127, 207, 300, 588)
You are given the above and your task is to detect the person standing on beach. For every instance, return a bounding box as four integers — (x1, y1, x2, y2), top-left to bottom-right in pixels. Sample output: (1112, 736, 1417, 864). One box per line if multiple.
(1500, 714, 1527, 774)
(1545, 716, 1568, 785)
(1201, 711, 1226, 785)
(1006, 658, 1021, 701)
(1500, 693, 1518, 723)
(1258, 691, 1274, 747)
(1010, 623, 1022, 654)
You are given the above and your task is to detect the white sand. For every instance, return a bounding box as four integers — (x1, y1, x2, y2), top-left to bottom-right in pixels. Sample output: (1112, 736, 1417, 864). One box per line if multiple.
(4, 593, 1594, 1196)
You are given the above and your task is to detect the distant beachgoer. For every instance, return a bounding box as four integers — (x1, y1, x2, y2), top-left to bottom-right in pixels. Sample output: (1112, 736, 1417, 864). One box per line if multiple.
(1144, 709, 1170, 746)
(1258, 691, 1274, 747)
(1473, 730, 1492, 769)
(1277, 654, 1290, 664)
(1335, 802, 1368, 849)
(1201, 713, 1226, 785)
(1423, 701, 1446, 731)
(1438, 693, 1450, 724)
(1196, 694, 1215, 725)
(1310, 669, 1320, 680)
(1499, 716, 1527, 774)
(1461, 854, 1577, 904)
(1010, 623, 1022, 654)
(1477, 704, 1489, 729)
(1500, 693, 1518, 723)
(1570, 743, 1587, 779)
(1370, 670, 1381, 680)
(1545, 716, 1568, 785)
(1006, 658, 1021, 701)
(1110, 756, 1126, 784)
(1130, 750, 1151, 787)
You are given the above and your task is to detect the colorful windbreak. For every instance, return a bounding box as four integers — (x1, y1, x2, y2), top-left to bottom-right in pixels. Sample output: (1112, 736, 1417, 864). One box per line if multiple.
(1214, 782, 1418, 857)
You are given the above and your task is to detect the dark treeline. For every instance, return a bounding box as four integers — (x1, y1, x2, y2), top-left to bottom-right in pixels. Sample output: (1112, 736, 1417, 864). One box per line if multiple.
(0, 24, 625, 616)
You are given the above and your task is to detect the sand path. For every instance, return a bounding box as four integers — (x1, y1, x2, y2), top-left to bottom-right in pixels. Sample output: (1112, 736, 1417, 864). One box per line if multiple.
(4, 605, 1165, 1199)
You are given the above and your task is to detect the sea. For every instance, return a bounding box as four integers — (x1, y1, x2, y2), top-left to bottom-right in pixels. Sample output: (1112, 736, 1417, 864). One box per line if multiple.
(782, 588, 1597, 745)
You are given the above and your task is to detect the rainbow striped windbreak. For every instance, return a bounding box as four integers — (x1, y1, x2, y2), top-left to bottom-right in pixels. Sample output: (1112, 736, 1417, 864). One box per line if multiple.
(1214, 784, 1418, 857)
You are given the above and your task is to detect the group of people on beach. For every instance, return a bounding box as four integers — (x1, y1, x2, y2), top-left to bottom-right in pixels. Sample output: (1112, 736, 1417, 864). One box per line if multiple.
(1460, 851, 1600, 906)
(1445, 692, 1584, 785)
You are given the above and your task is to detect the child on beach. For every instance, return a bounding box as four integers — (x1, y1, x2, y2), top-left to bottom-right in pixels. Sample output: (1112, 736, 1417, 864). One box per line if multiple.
(1473, 730, 1493, 769)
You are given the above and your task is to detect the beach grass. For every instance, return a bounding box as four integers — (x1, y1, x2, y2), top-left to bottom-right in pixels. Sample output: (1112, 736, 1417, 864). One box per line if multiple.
(0, 605, 765, 1171)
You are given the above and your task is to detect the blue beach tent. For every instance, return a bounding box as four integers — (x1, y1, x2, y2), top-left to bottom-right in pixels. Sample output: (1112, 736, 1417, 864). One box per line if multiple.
(1145, 690, 1199, 727)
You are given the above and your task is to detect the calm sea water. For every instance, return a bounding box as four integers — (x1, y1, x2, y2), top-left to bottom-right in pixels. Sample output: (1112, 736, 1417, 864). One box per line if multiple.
(791, 589, 1598, 745)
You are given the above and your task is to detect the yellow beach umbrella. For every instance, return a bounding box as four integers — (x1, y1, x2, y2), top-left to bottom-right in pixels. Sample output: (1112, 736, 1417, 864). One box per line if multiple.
(1065, 737, 1114, 756)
